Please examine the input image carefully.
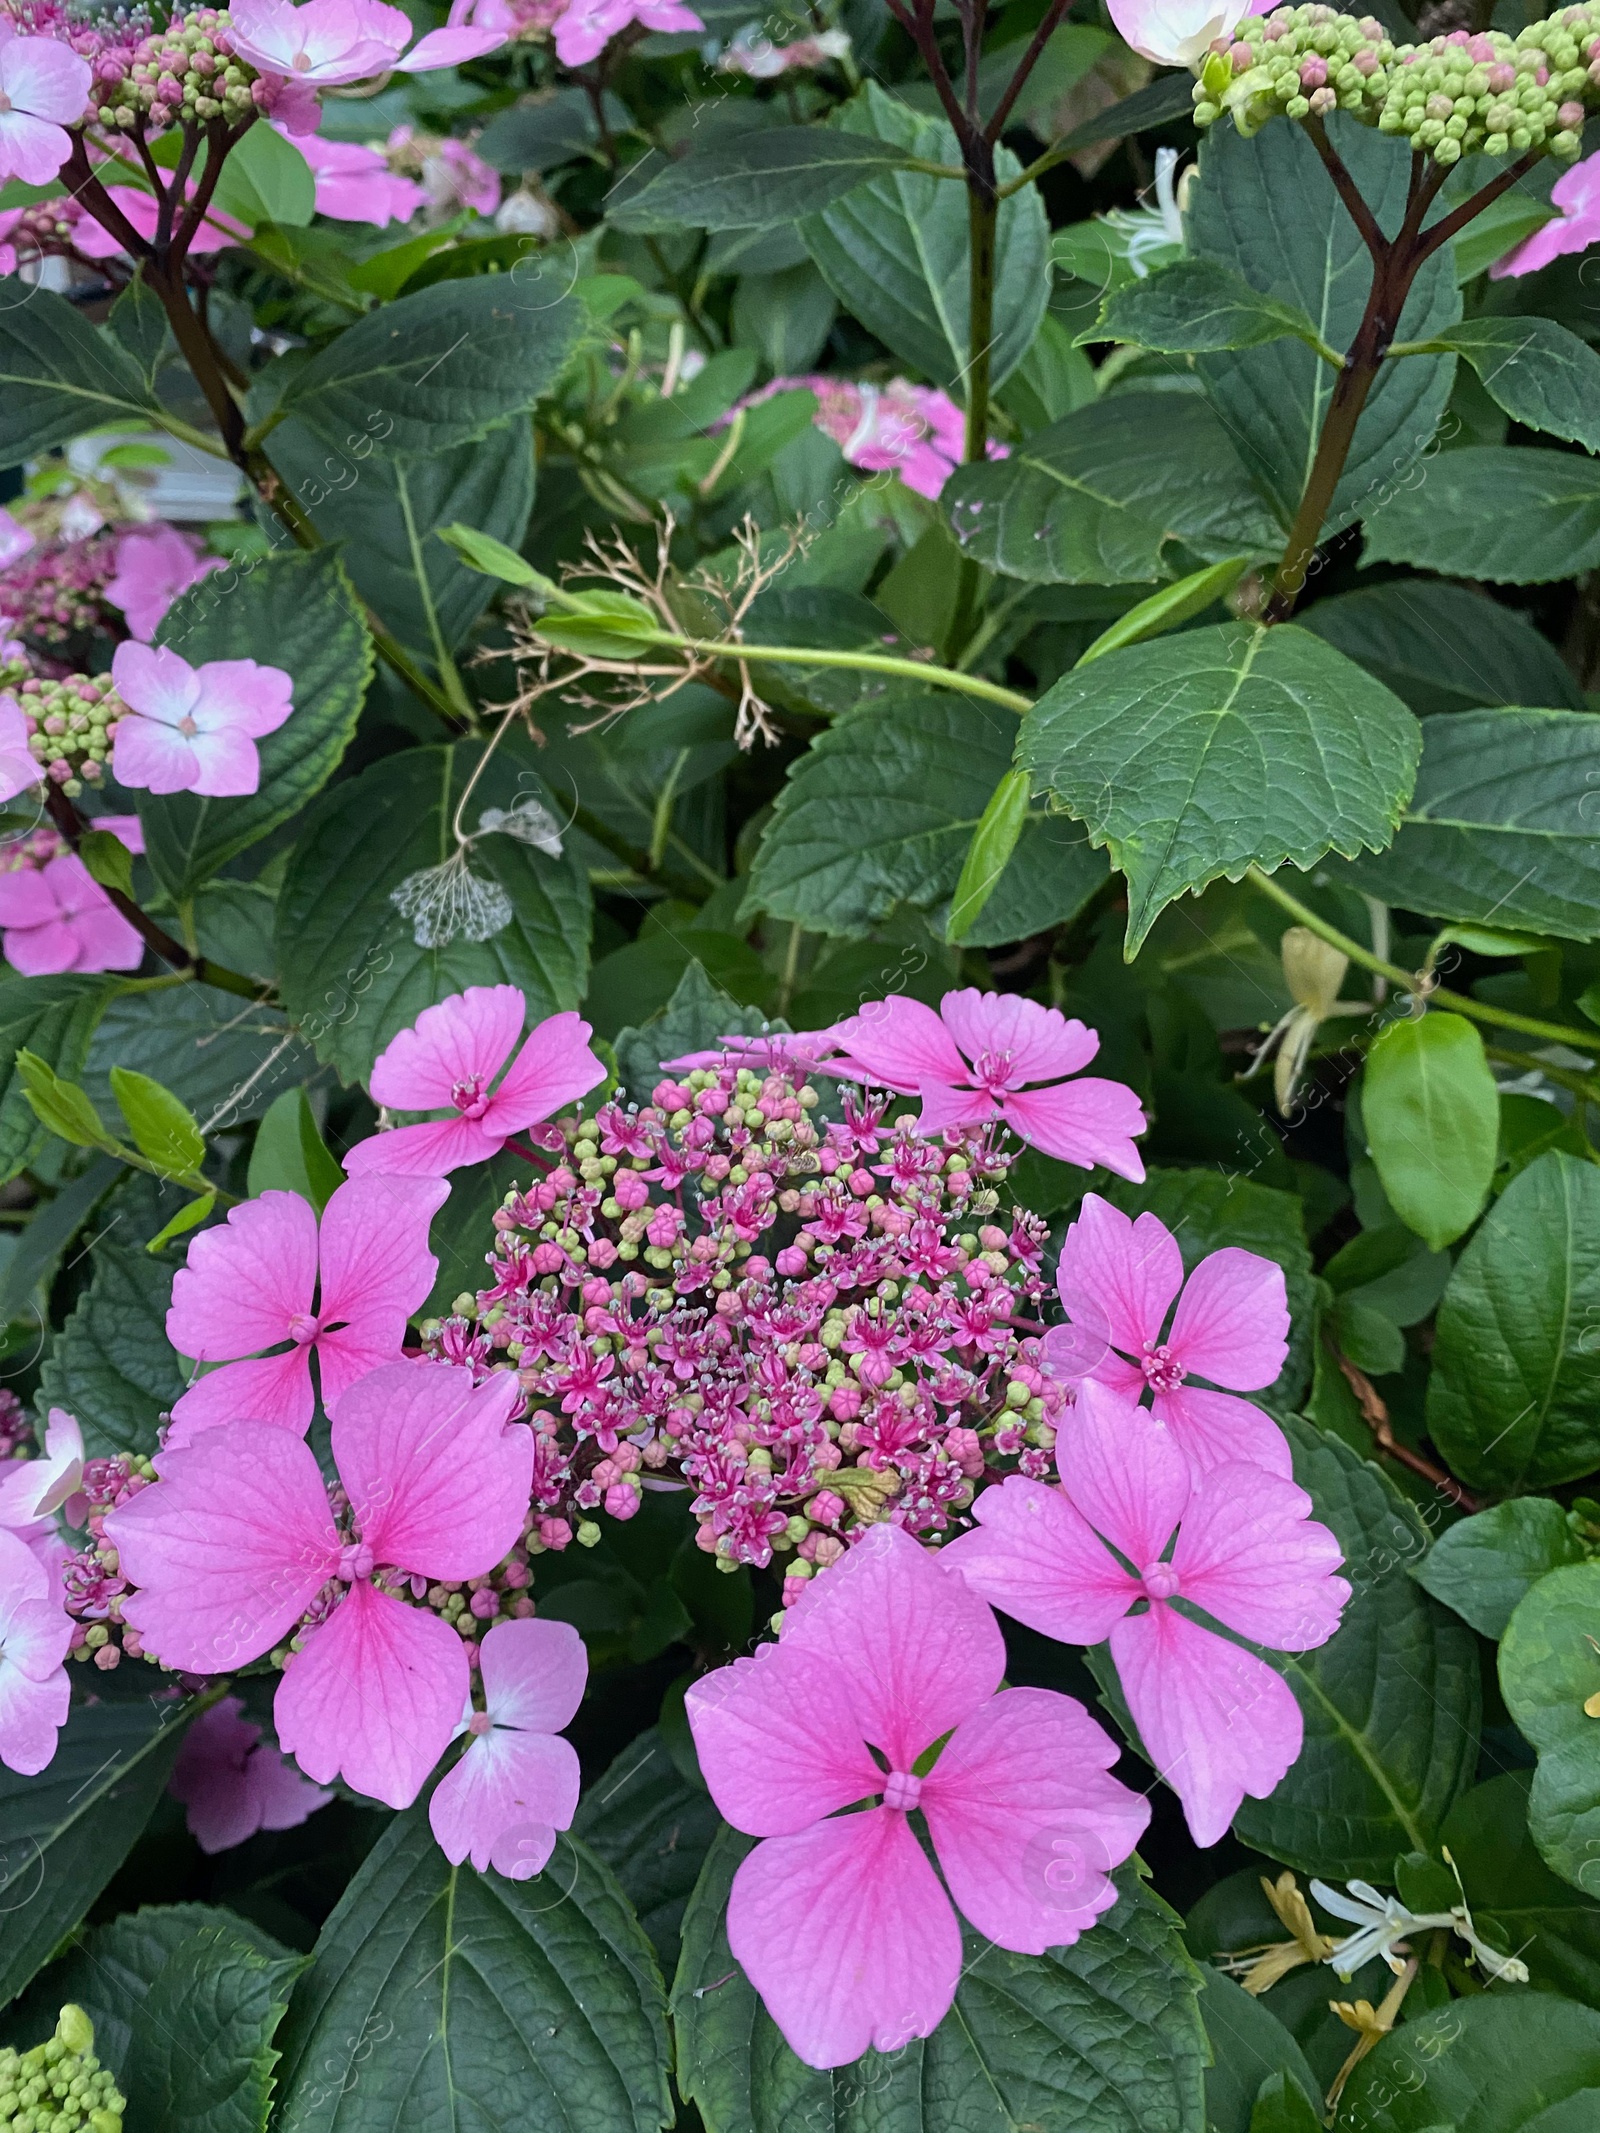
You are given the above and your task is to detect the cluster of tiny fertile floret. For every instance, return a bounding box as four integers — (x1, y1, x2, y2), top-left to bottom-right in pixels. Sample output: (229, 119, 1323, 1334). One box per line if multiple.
(418, 1060, 1060, 1608)
(1194, 1, 1600, 163)
(58, 1452, 154, 1670)
(9, 0, 153, 81)
(88, 7, 259, 132)
(0, 1387, 30, 1462)
(0, 533, 119, 675)
(0, 2008, 124, 2133)
(9, 674, 123, 792)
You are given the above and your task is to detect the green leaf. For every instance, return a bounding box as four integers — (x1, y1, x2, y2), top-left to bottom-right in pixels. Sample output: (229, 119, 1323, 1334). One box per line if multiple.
(1427, 1153, 1600, 1494)
(614, 961, 768, 1105)
(0, 1698, 204, 2006)
(77, 827, 136, 897)
(1442, 1773, 1600, 2006)
(0, 278, 163, 466)
(572, 1727, 723, 1979)
(16, 1048, 112, 1151)
(1196, 1970, 1320, 2133)
(247, 1088, 344, 1212)
(1413, 1499, 1588, 1641)
(271, 1808, 671, 2132)
(1093, 258, 1331, 357)
(1227, 1417, 1480, 1879)
(1416, 316, 1600, 452)
(145, 1191, 215, 1253)
(83, 964, 308, 1132)
(1077, 558, 1250, 665)
(125, 1917, 306, 2133)
(1019, 622, 1421, 954)
(1362, 445, 1600, 583)
(106, 274, 173, 394)
(611, 127, 918, 232)
(1339, 708, 1600, 943)
(1301, 580, 1583, 716)
(799, 83, 1048, 397)
(436, 518, 546, 587)
(37, 1242, 184, 1459)
(746, 693, 1105, 947)
(109, 1066, 206, 1180)
(249, 275, 581, 459)
(1339, 1985, 1600, 2129)
(270, 425, 536, 657)
(1501, 1560, 1600, 1898)
(275, 741, 591, 1084)
(947, 768, 1030, 944)
(1362, 1012, 1497, 1251)
(673, 1827, 1207, 2133)
(1186, 114, 1460, 533)
(1247, 2072, 1321, 2133)
(945, 393, 1280, 585)
(141, 547, 372, 900)
(0, 976, 118, 1184)
(210, 119, 315, 230)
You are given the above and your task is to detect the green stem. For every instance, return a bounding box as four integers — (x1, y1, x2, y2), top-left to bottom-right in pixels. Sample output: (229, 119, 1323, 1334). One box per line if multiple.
(964, 159, 999, 465)
(655, 632, 1032, 712)
(1246, 865, 1600, 1053)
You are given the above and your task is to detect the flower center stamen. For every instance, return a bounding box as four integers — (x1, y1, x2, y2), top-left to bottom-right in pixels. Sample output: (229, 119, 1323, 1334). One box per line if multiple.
(451, 1075, 490, 1120)
(882, 1768, 921, 1812)
(1139, 1341, 1185, 1396)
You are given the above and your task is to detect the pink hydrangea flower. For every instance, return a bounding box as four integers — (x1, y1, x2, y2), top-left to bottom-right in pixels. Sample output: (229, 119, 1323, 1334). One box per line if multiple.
(1046, 1192, 1291, 1477)
(164, 1176, 450, 1446)
(686, 1522, 1148, 2069)
(109, 641, 294, 797)
(0, 1524, 71, 1776)
(0, 842, 145, 975)
(428, 1616, 585, 1878)
(1107, 0, 1265, 67)
(1492, 151, 1600, 278)
(73, 184, 247, 261)
(169, 1694, 334, 1852)
(107, 1359, 534, 1808)
(0, 1407, 83, 1530)
(552, 0, 704, 68)
(343, 987, 605, 1178)
(827, 989, 1147, 1179)
(103, 527, 225, 641)
(0, 24, 91, 188)
(947, 1383, 1349, 1847)
(0, 694, 45, 805)
(228, 0, 508, 83)
(289, 128, 424, 222)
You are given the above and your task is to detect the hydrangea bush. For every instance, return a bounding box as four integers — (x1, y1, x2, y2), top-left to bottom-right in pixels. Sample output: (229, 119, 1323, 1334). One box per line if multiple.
(2, 0, 1600, 2121)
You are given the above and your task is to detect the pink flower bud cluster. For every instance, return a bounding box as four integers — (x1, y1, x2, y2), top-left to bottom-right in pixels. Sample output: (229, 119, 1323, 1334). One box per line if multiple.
(58, 1451, 155, 1670)
(8, 0, 154, 78)
(421, 1056, 1062, 1605)
(90, 6, 258, 132)
(0, 1387, 29, 1463)
(7, 671, 124, 791)
(0, 530, 120, 674)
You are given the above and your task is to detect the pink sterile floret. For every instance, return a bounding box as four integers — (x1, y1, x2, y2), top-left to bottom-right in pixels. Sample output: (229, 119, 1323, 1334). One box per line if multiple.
(0, 694, 45, 805)
(287, 127, 424, 223)
(342, 984, 605, 1178)
(0, 24, 92, 189)
(686, 1522, 1148, 2069)
(1045, 1191, 1292, 1477)
(0, 1523, 72, 1777)
(0, 1405, 84, 1530)
(168, 1693, 333, 1853)
(106, 1359, 534, 1808)
(1492, 149, 1600, 278)
(228, 0, 509, 83)
(428, 1615, 586, 1878)
(0, 848, 144, 975)
(164, 1175, 449, 1444)
(826, 988, 1148, 1179)
(103, 525, 225, 639)
(946, 1383, 1349, 1848)
(109, 641, 294, 798)
(552, 0, 704, 68)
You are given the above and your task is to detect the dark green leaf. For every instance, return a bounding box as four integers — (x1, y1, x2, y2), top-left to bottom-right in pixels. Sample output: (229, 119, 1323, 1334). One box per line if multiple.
(673, 1827, 1207, 2133)
(611, 128, 918, 232)
(0, 278, 163, 466)
(83, 973, 309, 1132)
(37, 1243, 183, 1460)
(1339, 1989, 1600, 2129)
(77, 828, 136, 899)
(142, 548, 371, 900)
(272, 1808, 671, 2132)
(1501, 1560, 1600, 1898)
(125, 1917, 306, 2133)
(1443, 1773, 1600, 2005)
(1340, 708, 1600, 942)
(572, 1727, 722, 1977)
(1427, 1153, 1600, 1493)
(1418, 316, 1600, 451)
(1362, 446, 1600, 583)
(250, 276, 581, 459)
(106, 275, 173, 394)
(0, 1698, 204, 2007)
(614, 961, 769, 1104)
(1301, 581, 1582, 716)
(1019, 622, 1421, 953)
(946, 393, 1280, 585)
(747, 694, 1105, 946)
(1196, 1970, 1319, 2133)
(276, 742, 591, 1084)
(1362, 1012, 1497, 1251)
(1247, 2072, 1322, 2133)
(1094, 258, 1329, 356)
(0, 977, 118, 1184)
(799, 84, 1047, 397)
(1186, 114, 1459, 533)
(1413, 1499, 1588, 1641)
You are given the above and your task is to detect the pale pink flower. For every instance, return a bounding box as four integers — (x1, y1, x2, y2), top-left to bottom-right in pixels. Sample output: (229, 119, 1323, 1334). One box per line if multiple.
(553, 0, 704, 68)
(343, 988, 605, 1178)
(1108, 0, 1262, 67)
(0, 850, 143, 974)
(750, 376, 1004, 500)
(164, 1177, 449, 1446)
(0, 1524, 71, 1776)
(108, 1360, 534, 1808)
(169, 1694, 333, 1852)
(229, 0, 509, 81)
(0, 509, 34, 571)
(0, 24, 91, 188)
(73, 184, 247, 261)
(289, 128, 424, 223)
(947, 1384, 1349, 1847)
(103, 525, 226, 641)
(686, 1522, 1148, 2069)
(428, 1616, 585, 1878)
(109, 641, 294, 797)
(827, 989, 1147, 1179)
(0, 695, 45, 805)
(0, 1407, 83, 1530)
(1047, 1192, 1291, 1478)
(1493, 151, 1600, 278)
